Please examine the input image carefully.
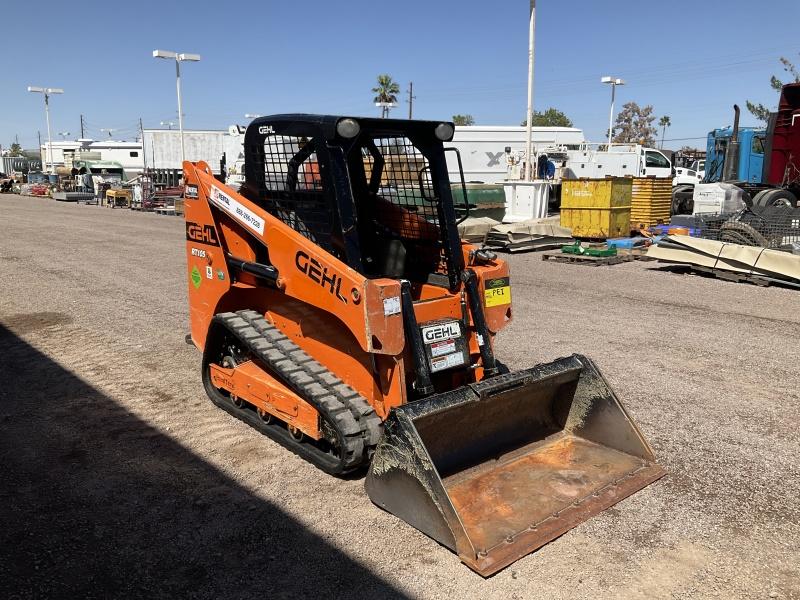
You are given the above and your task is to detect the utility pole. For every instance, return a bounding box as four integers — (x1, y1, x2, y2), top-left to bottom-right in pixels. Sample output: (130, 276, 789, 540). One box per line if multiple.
(139, 117, 147, 172)
(524, 0, 536, 181)
(80, 114, 85, 138)
(406, 81, 416, 120)
(27, 86, 63, 173)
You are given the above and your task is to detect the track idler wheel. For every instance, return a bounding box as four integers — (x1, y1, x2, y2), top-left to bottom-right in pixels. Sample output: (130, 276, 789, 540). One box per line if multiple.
(256, 407, 273, 424)
(221, 356, 246, 408)
(288, 425, 304, 442)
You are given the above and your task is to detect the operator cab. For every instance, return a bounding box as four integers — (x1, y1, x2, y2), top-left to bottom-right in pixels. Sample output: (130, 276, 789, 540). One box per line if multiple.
(241, 115, 468, 290)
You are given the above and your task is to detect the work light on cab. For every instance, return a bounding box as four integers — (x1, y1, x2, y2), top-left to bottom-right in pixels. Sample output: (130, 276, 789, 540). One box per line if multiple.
(435, 122, 454, 141)
(336, 118, 360, 138)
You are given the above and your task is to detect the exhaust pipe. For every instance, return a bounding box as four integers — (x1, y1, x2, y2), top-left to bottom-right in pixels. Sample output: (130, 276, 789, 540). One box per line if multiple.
(722, 104, 741, 181)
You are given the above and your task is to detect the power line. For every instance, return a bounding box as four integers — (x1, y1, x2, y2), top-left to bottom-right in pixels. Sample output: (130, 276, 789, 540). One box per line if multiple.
(661, 136, 710, 142)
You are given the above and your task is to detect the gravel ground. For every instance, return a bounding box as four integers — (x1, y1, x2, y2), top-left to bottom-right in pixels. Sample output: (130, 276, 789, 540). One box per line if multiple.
(1, 194, 798, 599)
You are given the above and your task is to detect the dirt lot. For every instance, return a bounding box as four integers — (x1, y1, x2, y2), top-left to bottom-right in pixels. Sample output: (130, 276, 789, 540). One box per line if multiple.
(1, 194, 798, 599)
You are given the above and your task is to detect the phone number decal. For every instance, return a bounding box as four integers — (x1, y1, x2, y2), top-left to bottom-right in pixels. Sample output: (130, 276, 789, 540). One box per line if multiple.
(209, 185, 265, 235)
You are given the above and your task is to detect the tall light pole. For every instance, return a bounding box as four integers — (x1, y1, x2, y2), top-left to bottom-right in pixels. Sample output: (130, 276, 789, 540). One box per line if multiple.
(601, 76, 625, 148)
(27, 86, 64, 173)
(152, 50, 201, 164)
(525, 0, 536, 180)
(58, 132, 71, 140)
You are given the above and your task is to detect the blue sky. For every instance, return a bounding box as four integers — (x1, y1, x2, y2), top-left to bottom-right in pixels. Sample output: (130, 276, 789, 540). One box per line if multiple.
(3, 0, 799, 151)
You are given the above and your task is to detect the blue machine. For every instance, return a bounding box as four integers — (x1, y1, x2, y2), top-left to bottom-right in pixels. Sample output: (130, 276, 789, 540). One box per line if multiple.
(704, 126, 766, 183)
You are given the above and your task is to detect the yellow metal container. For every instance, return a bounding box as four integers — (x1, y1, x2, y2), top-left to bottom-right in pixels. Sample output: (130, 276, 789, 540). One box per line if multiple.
(560, 178, 632, 239)
(630, 177, 671, 229)
(105, 189, 131, 208)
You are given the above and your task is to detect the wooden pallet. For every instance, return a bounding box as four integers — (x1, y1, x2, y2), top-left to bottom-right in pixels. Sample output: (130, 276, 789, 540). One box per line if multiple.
(541, 251, 634, 266)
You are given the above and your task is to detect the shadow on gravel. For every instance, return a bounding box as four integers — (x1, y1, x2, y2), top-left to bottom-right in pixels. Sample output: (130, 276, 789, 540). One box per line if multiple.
(0, 324, 408, 599)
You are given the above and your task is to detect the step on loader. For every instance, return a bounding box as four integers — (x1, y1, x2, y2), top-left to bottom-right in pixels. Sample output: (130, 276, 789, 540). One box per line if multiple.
(183, 115, 665, 576)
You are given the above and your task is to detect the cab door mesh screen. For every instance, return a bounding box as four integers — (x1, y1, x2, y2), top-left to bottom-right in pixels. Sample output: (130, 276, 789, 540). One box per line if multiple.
(250, 135, 338, 255)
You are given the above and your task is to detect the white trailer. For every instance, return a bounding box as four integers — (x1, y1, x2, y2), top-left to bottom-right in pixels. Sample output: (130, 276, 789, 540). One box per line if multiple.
(445, 126, 585, 184)
(142, 126, 246, 180)
(142, 129, 227, 172)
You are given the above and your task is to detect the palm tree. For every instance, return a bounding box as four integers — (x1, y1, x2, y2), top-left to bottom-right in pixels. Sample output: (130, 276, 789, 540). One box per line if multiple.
(372, 74, 400, 118)
(658, 115, 671, 149)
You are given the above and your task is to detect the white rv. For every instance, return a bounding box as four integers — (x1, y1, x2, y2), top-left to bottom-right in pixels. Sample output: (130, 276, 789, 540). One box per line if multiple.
(41, 140, 144, 177)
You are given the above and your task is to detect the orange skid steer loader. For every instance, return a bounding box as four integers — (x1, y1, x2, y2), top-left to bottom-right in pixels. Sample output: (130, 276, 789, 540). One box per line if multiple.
(183, 115, 664, 576)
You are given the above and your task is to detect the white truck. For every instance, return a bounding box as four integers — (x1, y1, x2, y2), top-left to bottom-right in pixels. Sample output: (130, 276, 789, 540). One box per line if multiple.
(672, 159, 705, 187)
(559, 144, 673, 180)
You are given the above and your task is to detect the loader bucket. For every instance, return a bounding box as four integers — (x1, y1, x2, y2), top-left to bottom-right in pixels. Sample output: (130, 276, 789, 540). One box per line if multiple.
(365, 354, 665, 577)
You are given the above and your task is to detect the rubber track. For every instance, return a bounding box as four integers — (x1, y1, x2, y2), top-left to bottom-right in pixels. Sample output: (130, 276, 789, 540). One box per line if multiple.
(206, 310, 382, 475)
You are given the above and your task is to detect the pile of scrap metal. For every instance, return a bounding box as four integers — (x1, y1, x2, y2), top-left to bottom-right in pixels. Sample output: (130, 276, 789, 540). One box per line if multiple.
(484, 217, 573, 252)
(53, 191, 95, 202)
(19, 183, 50, 197)
(692, 205, 800, 250)
(0, 174, 14, 193)
(457, 216, 501, 243)
(647, 234, 800, 288)
(457, 215, 573, 252)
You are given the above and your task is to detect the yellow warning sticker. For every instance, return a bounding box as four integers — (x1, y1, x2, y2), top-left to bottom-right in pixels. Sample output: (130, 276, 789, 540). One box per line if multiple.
(484, 277, 511, 307)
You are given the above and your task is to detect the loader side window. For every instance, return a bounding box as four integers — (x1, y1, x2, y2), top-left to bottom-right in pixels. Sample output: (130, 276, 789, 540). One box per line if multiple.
(356, 137, 447, 281)
(360, 137, 440, 241)
(251, 135, 341, 256)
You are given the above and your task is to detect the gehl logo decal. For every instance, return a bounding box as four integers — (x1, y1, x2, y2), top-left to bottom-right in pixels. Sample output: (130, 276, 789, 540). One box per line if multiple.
(295, 251, 348, 304)
(186, 222, 219, 246)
